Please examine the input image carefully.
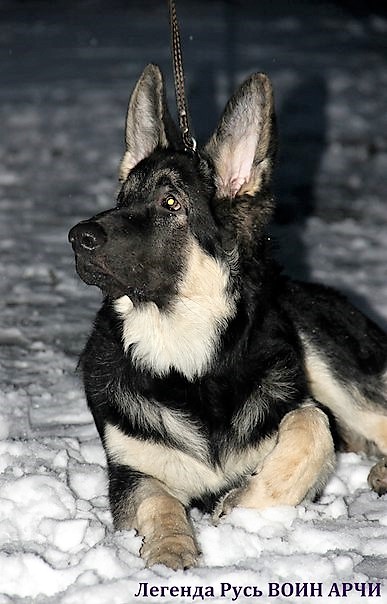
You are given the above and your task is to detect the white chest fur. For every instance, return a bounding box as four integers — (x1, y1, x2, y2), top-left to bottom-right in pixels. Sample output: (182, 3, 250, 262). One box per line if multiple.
(114, 240, 236, 380)
(105, 423, 276, 506)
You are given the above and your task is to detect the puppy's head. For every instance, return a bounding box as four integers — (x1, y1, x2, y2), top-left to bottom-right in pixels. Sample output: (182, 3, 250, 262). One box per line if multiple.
(69, 64, 276, 308)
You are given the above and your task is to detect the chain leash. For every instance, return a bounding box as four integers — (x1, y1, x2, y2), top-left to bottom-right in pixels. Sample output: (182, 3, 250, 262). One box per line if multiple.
(168, 0, 197, 153)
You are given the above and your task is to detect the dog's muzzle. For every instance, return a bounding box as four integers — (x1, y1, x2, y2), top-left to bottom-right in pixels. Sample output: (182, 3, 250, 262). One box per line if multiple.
(68, 220, 107, 254)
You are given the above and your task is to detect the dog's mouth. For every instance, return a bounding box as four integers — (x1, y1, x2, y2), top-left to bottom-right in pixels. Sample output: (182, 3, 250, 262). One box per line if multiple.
(74, 256, 141, 300)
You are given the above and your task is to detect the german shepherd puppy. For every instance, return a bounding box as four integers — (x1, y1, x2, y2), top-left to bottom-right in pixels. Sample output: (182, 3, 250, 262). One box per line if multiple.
(69, 65, 387, 570)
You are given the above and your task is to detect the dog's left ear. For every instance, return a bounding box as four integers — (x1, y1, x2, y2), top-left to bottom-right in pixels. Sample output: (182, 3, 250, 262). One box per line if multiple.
(205, 73, 276, 199)
(119, 64, 179, 183)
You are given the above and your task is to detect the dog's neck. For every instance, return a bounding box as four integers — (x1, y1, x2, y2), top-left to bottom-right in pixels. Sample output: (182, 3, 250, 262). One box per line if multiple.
(114, 241, 236, 380)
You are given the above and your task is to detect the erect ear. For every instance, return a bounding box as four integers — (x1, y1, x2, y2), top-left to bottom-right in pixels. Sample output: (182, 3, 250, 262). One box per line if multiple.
(118, 64, 180, 183)
(205, 73, 276, 199)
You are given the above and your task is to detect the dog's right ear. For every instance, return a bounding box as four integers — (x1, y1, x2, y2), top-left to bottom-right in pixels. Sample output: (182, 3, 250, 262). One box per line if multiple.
(119, 64, 179, 183)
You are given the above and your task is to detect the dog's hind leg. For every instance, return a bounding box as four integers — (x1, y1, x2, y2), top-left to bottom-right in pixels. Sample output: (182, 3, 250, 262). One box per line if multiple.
(220, 403, 335, 514)
(364, 412, 387, 495)
(356, 410, 387, 495)
(368, 458, 387, 495)
(301, 342, 387, 495)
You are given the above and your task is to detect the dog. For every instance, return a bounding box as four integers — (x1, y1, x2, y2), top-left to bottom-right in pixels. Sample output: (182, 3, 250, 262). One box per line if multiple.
(68, 64, 387, 570)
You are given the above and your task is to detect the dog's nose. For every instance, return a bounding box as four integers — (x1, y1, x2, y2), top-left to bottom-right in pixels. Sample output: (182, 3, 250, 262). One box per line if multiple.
(68, 221, 107, 252)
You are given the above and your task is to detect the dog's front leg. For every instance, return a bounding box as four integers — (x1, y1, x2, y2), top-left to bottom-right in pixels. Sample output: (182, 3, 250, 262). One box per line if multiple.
(220, 403, 335, 515)
(136, 493, 199, 569)
(109, 465, 199, 569)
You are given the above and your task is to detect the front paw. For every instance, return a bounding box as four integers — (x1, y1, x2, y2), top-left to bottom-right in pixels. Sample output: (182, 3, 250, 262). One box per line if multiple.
(368, 458, 387, 495)
(213, 486, 247, 521)
(141, 534, 200, 570)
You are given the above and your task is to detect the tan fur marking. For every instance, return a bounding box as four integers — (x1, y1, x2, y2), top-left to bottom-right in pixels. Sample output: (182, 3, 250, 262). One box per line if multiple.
(361, 415, 387, 455)
(222, 405, 335, 511)
(106, 423, 218, 504)
(105, 423, 277, 505)
(136, 494, 199, 569)
(302, 337, 387, 455)
(114, 390, 209, 462)
(113, 477, 164, 531)
(114, 239, 235, 380)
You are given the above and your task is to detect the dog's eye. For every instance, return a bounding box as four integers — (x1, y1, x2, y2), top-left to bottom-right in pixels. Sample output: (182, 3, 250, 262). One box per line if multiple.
(162, 196, 181, 212)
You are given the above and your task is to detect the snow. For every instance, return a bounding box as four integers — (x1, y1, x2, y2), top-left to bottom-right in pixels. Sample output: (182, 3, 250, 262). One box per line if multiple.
(1, 0, 387, 602)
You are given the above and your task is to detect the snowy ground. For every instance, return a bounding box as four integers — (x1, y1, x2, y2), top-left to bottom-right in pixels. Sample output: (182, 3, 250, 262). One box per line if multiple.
(1, 1, 387, 602)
